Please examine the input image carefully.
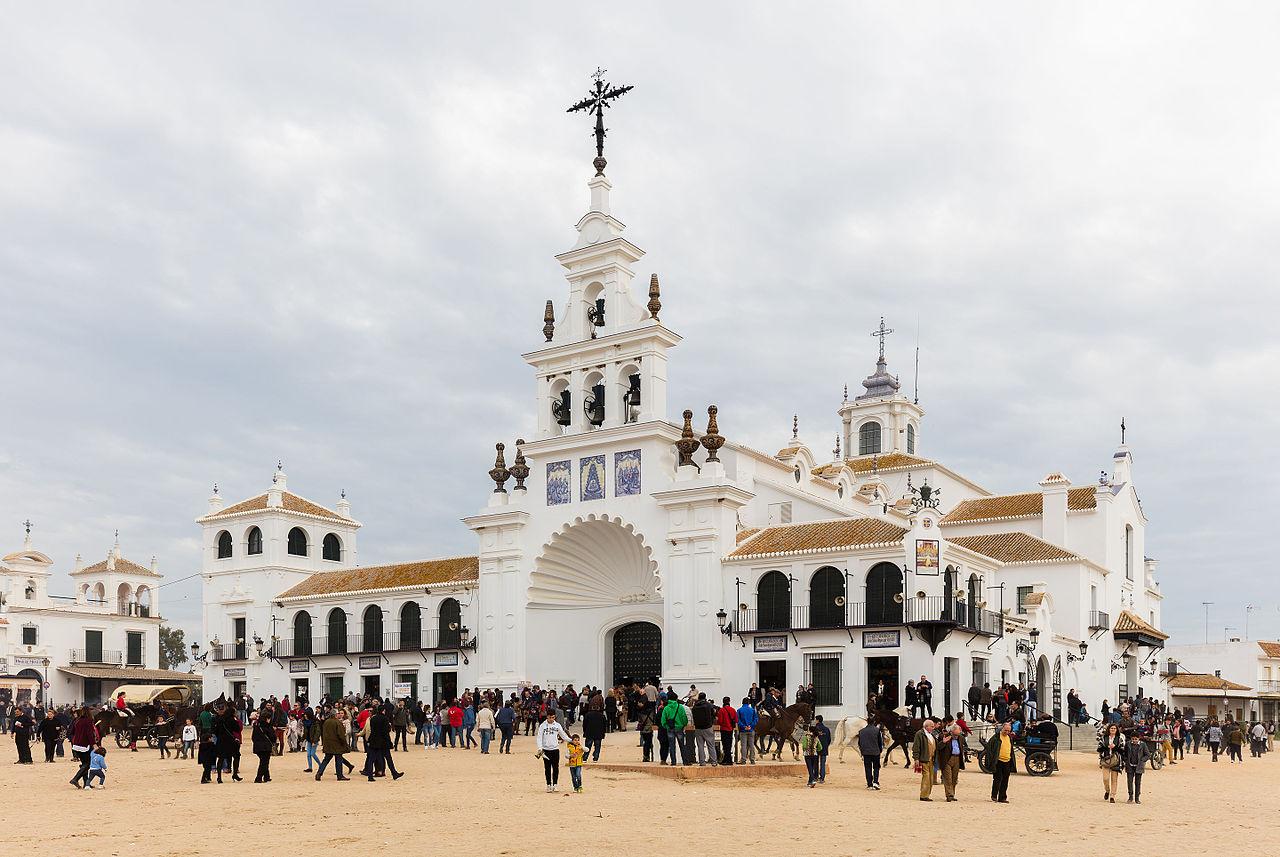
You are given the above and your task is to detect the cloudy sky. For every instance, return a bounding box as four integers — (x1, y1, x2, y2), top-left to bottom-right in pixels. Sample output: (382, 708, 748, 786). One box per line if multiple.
(2, 3, 1278, 649)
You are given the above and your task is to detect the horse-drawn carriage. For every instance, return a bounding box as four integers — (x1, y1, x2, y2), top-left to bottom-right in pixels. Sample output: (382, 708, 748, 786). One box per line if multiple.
(96, 684, 193, 749)
(970, 723, 1058, 776)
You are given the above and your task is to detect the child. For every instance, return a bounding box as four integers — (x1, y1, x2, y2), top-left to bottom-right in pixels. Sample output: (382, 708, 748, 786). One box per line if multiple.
(157, 716, 171, 759)
(87, 745, 108, 789)
(802, 726, 822, 788)
(566, 733, 585, 793)
(181, 719, 197, 760)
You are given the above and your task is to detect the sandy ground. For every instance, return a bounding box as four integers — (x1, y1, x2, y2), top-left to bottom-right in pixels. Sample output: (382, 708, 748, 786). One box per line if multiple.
(2, 731, 1275, 856)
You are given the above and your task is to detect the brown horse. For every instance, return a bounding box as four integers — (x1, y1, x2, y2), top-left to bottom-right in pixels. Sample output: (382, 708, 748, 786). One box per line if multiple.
(756, 702, 813, 761)
(94, 702, 202, 746)
(871, 708, 922, 768)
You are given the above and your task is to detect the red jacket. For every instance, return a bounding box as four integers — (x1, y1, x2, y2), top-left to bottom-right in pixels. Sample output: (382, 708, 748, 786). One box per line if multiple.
(448, 706, 464, 728)
(71, 716, 98, 747)
(716, 705, 738, 731)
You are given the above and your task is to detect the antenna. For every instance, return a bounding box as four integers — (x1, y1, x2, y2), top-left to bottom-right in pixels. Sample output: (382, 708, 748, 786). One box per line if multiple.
(913, 313, 920, 405)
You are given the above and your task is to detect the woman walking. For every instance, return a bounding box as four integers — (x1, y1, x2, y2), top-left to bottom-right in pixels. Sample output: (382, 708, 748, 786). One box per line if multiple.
(1206, 719, 1223, 761)
(536, 711, 570, 792)
(1098, 723, 1125, 803)
(251, 712, 275, 782)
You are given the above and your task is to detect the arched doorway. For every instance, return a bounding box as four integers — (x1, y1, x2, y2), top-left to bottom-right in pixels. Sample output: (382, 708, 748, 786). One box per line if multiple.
(1036, 655, 1051, 718)
(611, 621, 661, 687)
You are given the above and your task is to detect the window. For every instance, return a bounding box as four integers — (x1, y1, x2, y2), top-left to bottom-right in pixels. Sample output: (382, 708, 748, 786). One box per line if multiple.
(439, 598, 461, 648)
(793, 465, 801, 483)
(293, 612, 313, 658)
(25, 580, 36, 600)
(322, 533, 342, 562)
(1016, 586, 1034, 614)
(971, 657, 989, 690)
(216, 530, 233, 559)
(808, 566, 845, 628)
(400, 601, 422, 649)
(804, 653, 841, 706)
(85, 629, 103, 662)
(1090, 585, 1098, 613)
(362, 605, 384, 653)
(865, 562, 904, 625)
(907, 423, 916, 455)
(327, 608, 347, 654)
(247, 526, 263, 556)
(1124, 525, 1134, 580)
(21, 624, 38, 646)
(126, 631, 144, 666)
(233, 617, 247, 659)
(756, 571, 792, 631)
(287, 527, 308, 557)
(858, 422, 882, 455)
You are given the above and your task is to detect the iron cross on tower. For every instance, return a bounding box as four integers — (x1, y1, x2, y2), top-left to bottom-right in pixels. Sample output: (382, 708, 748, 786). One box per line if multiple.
(567, 67, 634, 176)
(870, 316, 894, 362)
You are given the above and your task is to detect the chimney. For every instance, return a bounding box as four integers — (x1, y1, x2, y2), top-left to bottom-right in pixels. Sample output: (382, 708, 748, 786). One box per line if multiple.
(1111, 446, 1132, 485)
(337, 489, 351, 519)
(1038, 472, 1070, 547)
(208, 483, 224, 513)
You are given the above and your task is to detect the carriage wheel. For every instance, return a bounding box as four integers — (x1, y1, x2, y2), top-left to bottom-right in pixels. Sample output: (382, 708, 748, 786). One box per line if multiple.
(1149, 753, 1163, 771)
(145, 731, 159, 749)
(977, 755, 991, 774)
(114, 729, 130, 748)
(1024, 751, 1053, 777)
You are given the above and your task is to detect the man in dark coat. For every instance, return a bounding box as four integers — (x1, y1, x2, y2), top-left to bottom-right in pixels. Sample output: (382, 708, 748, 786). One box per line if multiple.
(12, 706, 34, 764)
(315, 708, 352, 780)
(857, 720, 883, 789)
(37, 709, 60, 762)
(363, 708, 403, 781)
(582, 703, 608, 762)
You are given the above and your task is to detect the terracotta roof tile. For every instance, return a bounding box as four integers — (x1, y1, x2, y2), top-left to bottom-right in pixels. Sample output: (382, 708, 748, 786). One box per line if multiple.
(1258, 641, 1280, 658)
(948, 532, 1082, 565)
(1113, 608, 1168, 641)
(941, 486, 1097, 524)
(202, 492, 349, 524)
(56, 665, 201, 682)
(1167, 673, 1250, 691)
(736, 528, 761, 545)
(728, 518, 907, 559)
(277, 556, 478, 599)
(844, 453, 932, 474)
(74, 556, 162, 578)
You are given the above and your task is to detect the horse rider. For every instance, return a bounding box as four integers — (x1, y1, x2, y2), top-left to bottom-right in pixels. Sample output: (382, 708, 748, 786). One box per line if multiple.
(113, 692, 134, 721)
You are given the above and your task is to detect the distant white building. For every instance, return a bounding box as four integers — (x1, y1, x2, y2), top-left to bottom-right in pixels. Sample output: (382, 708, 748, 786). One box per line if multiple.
(0, 528, 190, 707)
(197, 152, 1170, 720)
(1162, 639, 1280, 722)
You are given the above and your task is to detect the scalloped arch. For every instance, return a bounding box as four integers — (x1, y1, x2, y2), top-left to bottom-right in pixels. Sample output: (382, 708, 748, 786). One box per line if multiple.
(529, 514, 661, 608)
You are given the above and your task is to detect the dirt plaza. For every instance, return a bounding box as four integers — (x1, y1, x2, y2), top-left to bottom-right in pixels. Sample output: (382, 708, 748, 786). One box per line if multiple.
(2, 733, 1275, 856)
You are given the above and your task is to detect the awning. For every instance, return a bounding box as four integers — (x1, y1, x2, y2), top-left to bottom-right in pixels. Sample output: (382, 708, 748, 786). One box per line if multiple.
(57, 665, 202, 683)
(108, 684, 192, 704)
(1113, 609, 1168, 648)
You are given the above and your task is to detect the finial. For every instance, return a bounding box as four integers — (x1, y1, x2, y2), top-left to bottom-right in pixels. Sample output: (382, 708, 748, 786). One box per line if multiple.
(510, 440, 530, 491)
(340, 488, 346, 499)
(675, 409, 701, 469)
(543, 300, 555, 342)
(834, 436, 841, 460)
(22, 518, 32, 537)
(489, 442, 511, 493)
(873, 454, 879, 476)
(791, 414, 799, 442)
(700, 405, 724, 462)
(870, 316, 895, 363)
(212, 483, 219, 496)
(647, 273, 662, 321)
(567, 69, 634, 175)
(114, 528, 119, 544)
(843, 384, 848, 403)
(277, 460, 283, 471)
(1120, 417, 1126, 445)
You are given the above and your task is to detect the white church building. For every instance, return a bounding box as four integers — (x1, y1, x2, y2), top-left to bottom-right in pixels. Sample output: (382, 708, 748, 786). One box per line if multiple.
(198, 149, 1168, 721)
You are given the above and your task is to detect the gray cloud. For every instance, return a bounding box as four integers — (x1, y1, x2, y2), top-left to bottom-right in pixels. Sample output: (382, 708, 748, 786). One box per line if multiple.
(2, 3, 1278, 645)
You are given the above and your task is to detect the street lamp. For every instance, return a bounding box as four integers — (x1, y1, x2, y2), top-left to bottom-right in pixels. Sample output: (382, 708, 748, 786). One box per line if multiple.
(1066, 640, 1088, 663)
(716, 608, 733, 636)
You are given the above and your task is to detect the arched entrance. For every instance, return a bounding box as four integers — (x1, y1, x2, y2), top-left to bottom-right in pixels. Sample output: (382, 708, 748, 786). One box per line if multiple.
(611, 621, 661, 687)
(1036, 655, 1051, 718)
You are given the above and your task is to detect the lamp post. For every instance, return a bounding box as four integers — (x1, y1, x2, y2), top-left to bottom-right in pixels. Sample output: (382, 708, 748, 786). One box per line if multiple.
(715, 608, 733, 637)
(1066, 640, 1088, 663)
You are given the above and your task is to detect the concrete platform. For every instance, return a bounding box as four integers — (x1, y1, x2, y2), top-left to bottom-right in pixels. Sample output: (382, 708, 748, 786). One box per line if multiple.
(592, 761, 808, 780)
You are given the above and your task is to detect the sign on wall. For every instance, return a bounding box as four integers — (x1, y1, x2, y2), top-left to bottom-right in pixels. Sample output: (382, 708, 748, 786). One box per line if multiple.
(862, 630, 901, 649)
(580, 454, 606, 501)
(289, 660, 310, 674)
(393, 682, 412, 699)
(12, 655, 47, 668)
(915, 539, 939, 574)
(223, 667, 246, 677)
(754, 635, 788, 653)
(615, 449, 642, 496)
(358, 655, 381, 670)
(434, 652, 460, 667)
(546, 460, 571, 505)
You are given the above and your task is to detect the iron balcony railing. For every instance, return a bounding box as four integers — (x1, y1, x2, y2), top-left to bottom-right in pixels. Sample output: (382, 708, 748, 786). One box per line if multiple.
(1256, 680, 1280, 694)
(270, 629, 475, 659)
(733, 601, 1003, 638)
(212, 642, 249, 661)
(1088, 610, 1111, 631)
(69, 648, 124, 666)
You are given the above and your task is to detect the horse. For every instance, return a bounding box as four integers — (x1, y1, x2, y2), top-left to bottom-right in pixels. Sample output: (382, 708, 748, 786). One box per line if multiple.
(756, 702, 812, 761)
(829, 714, 873, 762)
(93, 701, 203, 747)
(871, 707, 921, 768)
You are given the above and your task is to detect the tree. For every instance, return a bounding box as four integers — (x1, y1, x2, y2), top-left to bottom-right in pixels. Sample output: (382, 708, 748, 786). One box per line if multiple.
(159, 625, 187, 670)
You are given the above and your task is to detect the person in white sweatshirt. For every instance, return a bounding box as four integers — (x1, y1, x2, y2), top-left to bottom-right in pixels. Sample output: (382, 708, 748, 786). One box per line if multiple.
(536, 712, 570, 792)
(181, 719, 198, 760)
(476, 704, 497, 755)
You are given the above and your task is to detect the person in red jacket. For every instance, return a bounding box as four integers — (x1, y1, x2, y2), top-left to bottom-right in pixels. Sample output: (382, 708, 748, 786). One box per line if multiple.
(68, 708, 99, 788)
(716, 697, 739, 766)
(447, 702, 464, 748)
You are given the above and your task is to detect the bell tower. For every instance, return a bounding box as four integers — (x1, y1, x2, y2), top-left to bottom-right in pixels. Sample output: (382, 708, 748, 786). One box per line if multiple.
(839, 317, 925, 459)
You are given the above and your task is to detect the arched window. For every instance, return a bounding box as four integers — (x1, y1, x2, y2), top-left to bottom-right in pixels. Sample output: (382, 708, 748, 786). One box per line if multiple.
(322, 533, 342, 562)
(287, 527, 308, 557)
(25, 580, 36, 601)
(362, 605, 384, 653)
(400, 601, 422, 650)
(757, 571, 792, 631)
(293, 612, 313, 657)
(793, 466, 801, 484)
(246, 526, 263, 556)
(216, 530, 233, 559)
(439, 598, 461, 648)
(907, 423, 916, 455)
(809, 566, 846, 628)
(967, 573, 981, 627)
(865, 562, 903, 625)
(135, 586, 151, 618)
(858, 422, 882, 455)
(91, 582, 105, 605)
(327, 608, 347, 654)
(116, 582, 133, 615)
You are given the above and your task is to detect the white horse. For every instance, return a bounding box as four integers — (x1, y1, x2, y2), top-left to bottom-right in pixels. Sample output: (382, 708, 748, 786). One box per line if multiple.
(830, 714, 871, 762)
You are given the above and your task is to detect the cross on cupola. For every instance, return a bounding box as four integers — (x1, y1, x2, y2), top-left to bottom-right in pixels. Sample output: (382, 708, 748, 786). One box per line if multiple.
(567, 68, 634, 176)
(870, 316, 894, 362)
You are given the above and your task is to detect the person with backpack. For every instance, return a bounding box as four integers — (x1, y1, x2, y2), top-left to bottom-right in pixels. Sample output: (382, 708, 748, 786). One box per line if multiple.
(659, 692, 689, 766)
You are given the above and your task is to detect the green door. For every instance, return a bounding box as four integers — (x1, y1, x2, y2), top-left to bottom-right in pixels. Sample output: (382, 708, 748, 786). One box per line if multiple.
(85, 629, 104, 663)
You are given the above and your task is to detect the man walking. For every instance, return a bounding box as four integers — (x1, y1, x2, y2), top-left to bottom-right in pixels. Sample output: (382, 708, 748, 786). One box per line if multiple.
(912, 718, 937, 801)
(857, 719, 883, 789)
(939, 723, 965, 801)
(364, 706, 404, 781)
(984, 721, 1015, 803)
(315, 708, 353, 781)
(813, 715, 832, 784)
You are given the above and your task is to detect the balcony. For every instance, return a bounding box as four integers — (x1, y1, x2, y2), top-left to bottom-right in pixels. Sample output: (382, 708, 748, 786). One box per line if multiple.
(269, 629, 475, 659)
(1088, 610, 1111, 631)
(69, 649, 124, 666)
(212, 642, 249, 661)
(732, 601, 1002, 638)
(1257, 680, 1280, 695)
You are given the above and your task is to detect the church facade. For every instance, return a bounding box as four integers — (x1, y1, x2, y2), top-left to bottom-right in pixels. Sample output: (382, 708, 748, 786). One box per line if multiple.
(198, 161, 1168, 720)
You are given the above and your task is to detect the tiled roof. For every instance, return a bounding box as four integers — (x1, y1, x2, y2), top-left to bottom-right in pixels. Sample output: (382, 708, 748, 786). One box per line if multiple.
(1113, 609, 1168, 641)
(941, 486, 1097, 524)
(845, 453, 932, 474)
(947, 532, 1083, 565)
(74, 556, 161, 578)
(1167, 673, 1250, 692)
(1258, 641, 1280, 658)
(56, 665, 201, 682)
(728, 518, 907, 559)
(202, 491, 349, 524)
(277, 556, 479, 599)
(775, 446, 802, 458)
(736, 528, 761, 544)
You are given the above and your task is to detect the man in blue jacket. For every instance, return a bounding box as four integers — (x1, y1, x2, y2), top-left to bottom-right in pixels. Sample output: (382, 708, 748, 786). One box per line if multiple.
(736, 698, 759, 765)
(495, 700, 516, 754)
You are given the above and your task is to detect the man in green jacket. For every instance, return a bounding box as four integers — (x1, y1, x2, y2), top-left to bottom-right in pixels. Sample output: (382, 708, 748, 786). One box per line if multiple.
(315, 708, 353, 781)
(911, 719, 937, 801)
(660, 695, 689, 766)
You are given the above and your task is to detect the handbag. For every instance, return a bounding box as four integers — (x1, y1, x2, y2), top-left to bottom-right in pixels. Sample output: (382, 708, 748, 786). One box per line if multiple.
(534, 748, 543, 760)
